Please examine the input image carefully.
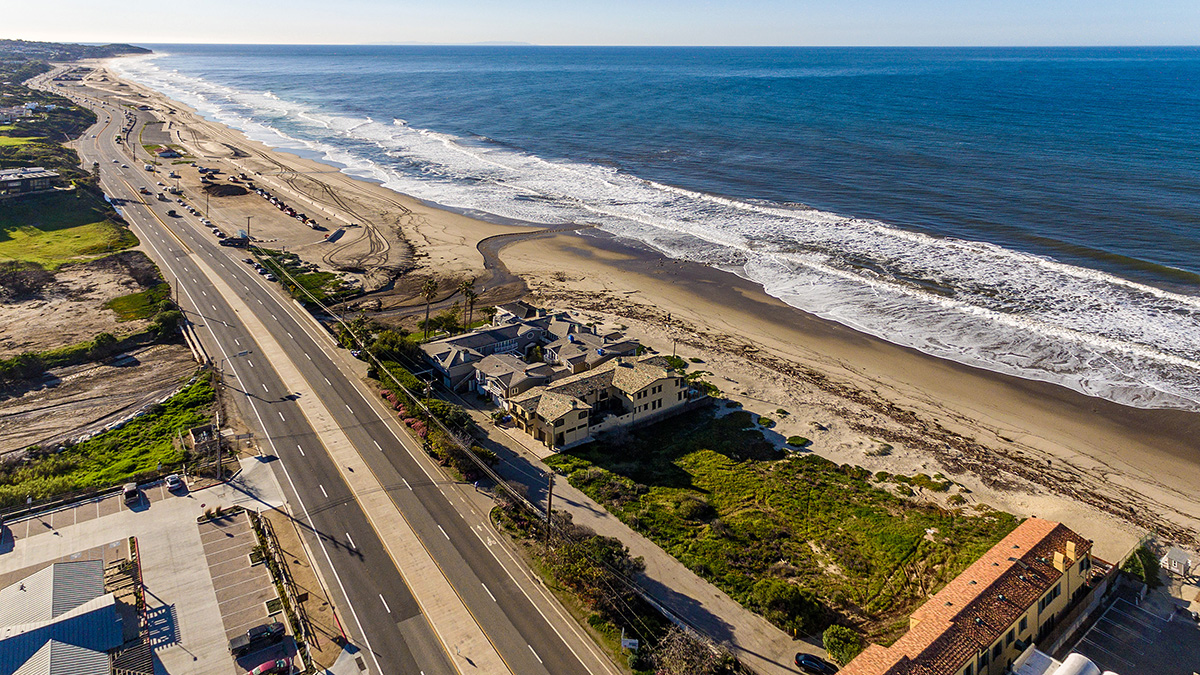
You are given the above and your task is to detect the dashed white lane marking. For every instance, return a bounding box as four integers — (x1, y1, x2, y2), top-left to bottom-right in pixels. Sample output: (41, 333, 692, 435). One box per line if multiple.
(234, 338, 240, 346)
(257, 298, 263, 305)
(211, 304, 216, 311)
(287, 331, 293, 339)
(297, 444, 305, 457)
(248, 360, 255, 368)
(346, 404, 353, 414)
(528, 646, 543, 664)
(319, 484, 328, 498)
(278, 411, 285, 421)
(305, 353, 311, 360)
(324, 377, 331, 385)
(346, 532, 356, 550)
(262, 383, 269, 393)
(379, 594, 391, 614)
(401, 477, 411, 490)
(438, 525, 450, 540)
(482, 583, 496, 602)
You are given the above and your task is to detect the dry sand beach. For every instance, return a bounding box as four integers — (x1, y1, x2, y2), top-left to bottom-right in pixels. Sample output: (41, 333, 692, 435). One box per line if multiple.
(77, 61, 1200, 561)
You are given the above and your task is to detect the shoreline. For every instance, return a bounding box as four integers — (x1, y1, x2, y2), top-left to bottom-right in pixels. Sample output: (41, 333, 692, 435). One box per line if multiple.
(81, 60, 1200, 553)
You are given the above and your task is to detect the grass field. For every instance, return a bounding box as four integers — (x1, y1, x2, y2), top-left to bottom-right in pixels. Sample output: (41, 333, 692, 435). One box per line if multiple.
(546, 409, 1019, 642)
(0, 136, 42, 147)
(104, 283, 171, 321)
(0, 191, 138, 268)
(0, 371, 213, 508)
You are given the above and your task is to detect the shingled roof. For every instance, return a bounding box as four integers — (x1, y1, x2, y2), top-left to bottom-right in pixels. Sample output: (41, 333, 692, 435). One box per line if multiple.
(842, 518, 1092, 675)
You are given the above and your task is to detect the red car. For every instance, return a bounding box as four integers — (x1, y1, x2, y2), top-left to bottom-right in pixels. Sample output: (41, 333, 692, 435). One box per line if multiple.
(246, 657, 290, 675)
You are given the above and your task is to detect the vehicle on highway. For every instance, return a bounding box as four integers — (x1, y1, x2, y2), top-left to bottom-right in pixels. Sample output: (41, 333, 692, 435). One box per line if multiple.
(229, 622, 286, 657)
(166, 210, 178, 217)
(795, 653, 839, 675)
(164, 474, 183, 491)
(246, 657, 290, 675)
(122, 483, 139, 506)
(144, 164, 154, 171)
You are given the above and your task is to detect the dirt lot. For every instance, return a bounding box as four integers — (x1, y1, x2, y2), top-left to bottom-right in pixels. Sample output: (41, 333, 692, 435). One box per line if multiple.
(0, 341, 196, 453)
(0, 250, 162, 357)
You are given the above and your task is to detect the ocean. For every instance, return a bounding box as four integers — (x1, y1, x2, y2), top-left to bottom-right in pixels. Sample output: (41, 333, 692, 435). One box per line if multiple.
(110, 45, 1200, 411)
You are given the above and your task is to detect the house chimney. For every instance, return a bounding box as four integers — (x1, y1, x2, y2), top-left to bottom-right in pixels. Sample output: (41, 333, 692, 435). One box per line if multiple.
(1066, 541, 1077, 561)
(1053, 552, 1066, 572)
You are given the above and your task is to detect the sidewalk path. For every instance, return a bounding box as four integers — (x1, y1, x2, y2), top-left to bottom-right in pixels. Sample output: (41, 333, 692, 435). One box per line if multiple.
(456, 400, 823, 675)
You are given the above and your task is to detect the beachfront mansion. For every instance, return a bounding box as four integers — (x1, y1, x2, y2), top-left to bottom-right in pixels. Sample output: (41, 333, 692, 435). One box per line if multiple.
(420, 302, 704, 449)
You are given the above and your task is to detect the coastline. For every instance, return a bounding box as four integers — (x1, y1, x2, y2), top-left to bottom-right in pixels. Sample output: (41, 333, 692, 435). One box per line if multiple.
(84, 59, 1200, 554)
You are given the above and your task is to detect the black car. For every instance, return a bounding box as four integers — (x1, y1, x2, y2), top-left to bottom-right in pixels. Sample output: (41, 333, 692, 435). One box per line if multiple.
(229, 621, 286, 656)
(795, 653, 839, 675)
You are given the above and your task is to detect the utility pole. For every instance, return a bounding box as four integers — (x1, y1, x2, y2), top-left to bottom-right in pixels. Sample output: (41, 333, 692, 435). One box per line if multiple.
(545, 472, 554, 544)
(246, 215, 252, 240)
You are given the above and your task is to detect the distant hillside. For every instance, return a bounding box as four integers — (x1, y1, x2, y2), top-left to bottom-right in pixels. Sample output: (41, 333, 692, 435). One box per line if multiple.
(0, 39, 150, 62)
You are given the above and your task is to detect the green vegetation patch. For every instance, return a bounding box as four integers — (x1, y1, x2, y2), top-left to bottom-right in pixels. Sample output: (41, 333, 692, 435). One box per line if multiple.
(254, 248, 352, 304)
(0, 136, 42, 147)
(0, 191, 137, 268)
(0, 372, 213, 507)
(547, 410, 1018, 641)
(104, 283, 171, 321)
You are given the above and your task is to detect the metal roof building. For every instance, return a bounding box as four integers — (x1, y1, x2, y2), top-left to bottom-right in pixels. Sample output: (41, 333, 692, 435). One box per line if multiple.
(0, 561, 122, 675)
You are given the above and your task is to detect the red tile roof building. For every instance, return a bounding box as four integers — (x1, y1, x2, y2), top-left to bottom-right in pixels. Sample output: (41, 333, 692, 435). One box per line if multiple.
(842, 518, 1096, 675)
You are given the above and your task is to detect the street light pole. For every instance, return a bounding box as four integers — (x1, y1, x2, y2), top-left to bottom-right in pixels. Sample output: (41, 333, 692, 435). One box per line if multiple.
(246, 216, 252, 240)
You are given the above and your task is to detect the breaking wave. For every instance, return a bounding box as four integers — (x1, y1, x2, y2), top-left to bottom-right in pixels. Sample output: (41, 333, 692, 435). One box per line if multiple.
(111, 53, 1200, 412)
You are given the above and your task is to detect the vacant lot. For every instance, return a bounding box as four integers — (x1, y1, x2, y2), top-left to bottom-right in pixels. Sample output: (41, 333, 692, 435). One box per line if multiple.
(547, 410, 1019, 643)
(0, 371, 212, 507)
(0, 191, 136, 268)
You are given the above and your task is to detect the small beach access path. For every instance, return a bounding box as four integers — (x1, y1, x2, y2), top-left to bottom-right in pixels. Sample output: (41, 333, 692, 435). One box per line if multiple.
(442, 389, 817, 675)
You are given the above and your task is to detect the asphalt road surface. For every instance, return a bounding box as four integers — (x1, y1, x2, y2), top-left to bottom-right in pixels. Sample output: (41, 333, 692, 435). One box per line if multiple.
(43, 76, 605, 675)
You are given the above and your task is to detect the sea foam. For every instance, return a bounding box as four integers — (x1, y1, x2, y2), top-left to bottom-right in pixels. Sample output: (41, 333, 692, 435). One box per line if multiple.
(110, 54, 1200, 412)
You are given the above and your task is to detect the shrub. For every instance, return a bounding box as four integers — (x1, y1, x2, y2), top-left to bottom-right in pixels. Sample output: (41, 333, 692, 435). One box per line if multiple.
(664, 355, 689, 371)
(688, 357, 703, 363)
(758, 416, 775, 428)
(823, 625, 865, 665)
(947, 494, 967, 506)
(775, 409, 789, 416)
(748, 578, 824, 634)
(1122, 544, 1161, 588)
(786, 436, 810, 447)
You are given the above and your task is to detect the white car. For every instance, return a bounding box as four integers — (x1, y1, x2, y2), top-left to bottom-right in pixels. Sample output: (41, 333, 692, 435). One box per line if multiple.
(121, 164, 128, 168)
(111, 159, 118, 163)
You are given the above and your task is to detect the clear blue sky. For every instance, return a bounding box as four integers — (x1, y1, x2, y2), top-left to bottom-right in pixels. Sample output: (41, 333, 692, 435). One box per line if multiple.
(8, 0, 1198, 46)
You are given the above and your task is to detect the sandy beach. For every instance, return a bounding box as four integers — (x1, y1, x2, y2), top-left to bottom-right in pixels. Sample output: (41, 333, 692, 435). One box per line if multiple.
(72, 61, 1200, 560)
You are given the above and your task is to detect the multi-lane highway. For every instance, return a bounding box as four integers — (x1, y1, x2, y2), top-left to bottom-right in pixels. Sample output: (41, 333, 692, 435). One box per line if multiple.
(44, 75, 613, 675)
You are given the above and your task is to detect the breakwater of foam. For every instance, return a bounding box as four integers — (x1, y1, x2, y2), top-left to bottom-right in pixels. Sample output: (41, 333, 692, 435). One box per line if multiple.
(110, 49, 1200, 412)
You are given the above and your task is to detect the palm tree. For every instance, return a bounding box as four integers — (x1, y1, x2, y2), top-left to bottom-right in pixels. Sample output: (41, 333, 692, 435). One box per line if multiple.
(459, 278, 477, 329)
(421, 278, 438, 341)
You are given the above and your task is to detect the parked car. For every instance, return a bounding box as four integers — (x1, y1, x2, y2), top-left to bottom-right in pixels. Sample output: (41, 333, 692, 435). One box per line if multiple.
(164, 474, 183, 491)
(122, 483, 139, 506)
(265, 274, 277, 282)
(795, 653, 839, 675)
(243, 258, 254, 264)
(246, 657, 290, 675)
(229, 622, 286, 657)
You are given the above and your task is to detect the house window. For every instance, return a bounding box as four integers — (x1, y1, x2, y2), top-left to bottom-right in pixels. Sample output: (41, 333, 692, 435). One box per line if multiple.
(1019, 616, 1028, 633)
(554, 419, 564, 427)
(579, 411, 587, 420)
(1006, 629, 1014, 645)
(978, 651, 988, 669)
(1038, 583, 1061, 614)
(963, 665, 973, 675)
(992, 643, 1001, 659)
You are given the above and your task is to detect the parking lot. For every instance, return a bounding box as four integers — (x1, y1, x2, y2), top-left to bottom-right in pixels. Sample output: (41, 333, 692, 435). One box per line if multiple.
(1073, 591, 1200, 674)
(0, 458, 293, 675)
